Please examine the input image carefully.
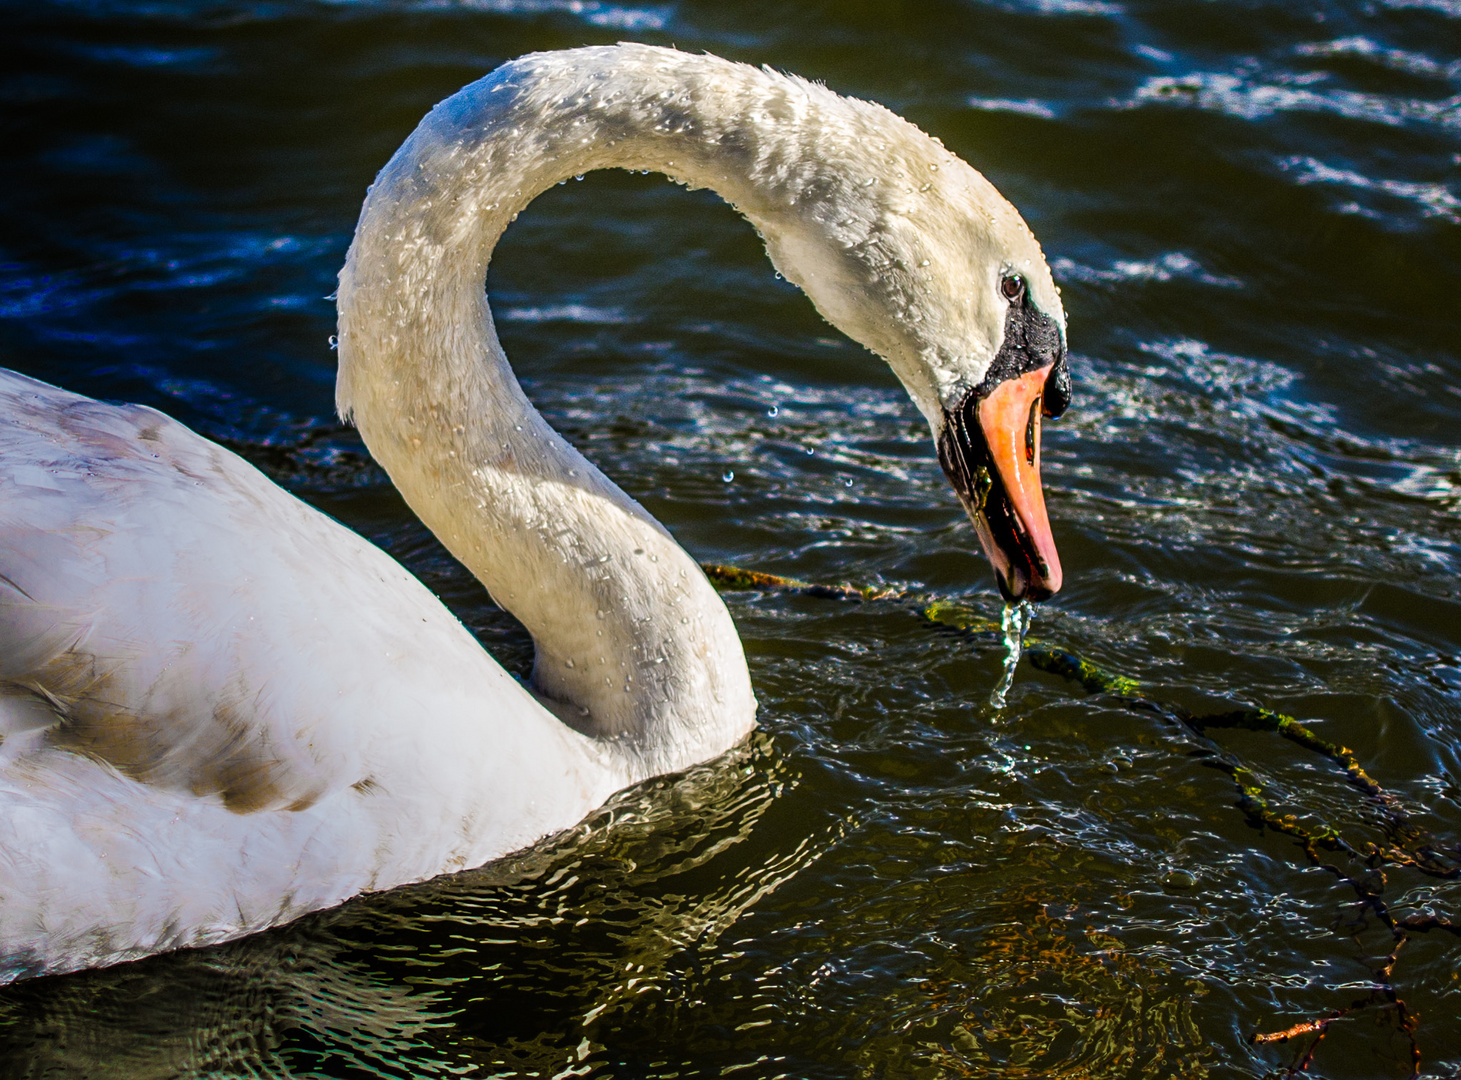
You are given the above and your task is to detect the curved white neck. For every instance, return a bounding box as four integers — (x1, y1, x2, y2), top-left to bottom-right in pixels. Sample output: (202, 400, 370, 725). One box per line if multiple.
(336, 45, 954, 778)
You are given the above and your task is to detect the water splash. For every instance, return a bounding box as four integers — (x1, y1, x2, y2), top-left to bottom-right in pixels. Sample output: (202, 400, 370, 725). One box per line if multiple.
(989, 599, 1032, 711)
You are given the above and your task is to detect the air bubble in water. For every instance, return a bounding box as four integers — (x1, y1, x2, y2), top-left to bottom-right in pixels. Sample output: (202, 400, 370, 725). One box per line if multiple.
(722, 469, 734, 482)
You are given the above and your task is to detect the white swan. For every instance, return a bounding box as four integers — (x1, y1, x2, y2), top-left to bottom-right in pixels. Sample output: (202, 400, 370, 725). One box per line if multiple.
(0, 43, 1069, 982)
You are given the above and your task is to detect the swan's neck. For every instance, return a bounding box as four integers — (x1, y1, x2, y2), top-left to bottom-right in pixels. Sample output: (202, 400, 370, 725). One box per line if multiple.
(337, 45, 941, 778)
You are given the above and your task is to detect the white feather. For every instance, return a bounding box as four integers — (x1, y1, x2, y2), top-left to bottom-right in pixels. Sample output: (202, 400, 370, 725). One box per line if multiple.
(0, 43, 1059, 981)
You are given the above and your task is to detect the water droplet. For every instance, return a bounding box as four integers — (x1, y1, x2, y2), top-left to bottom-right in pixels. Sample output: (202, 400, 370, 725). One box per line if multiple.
(327, 335, 338, 349)
(575, 174, 584, 181)
(767, 405, 779, 417)
(989, 600, 1033, 711)
(722, 469, 734, 482)
(1163, 869, 1197, 890)
(844, 478, 853, 487)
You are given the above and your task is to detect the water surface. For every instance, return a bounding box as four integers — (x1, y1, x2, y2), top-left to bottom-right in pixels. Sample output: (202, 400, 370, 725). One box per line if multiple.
(1, 1, 1459, 1076)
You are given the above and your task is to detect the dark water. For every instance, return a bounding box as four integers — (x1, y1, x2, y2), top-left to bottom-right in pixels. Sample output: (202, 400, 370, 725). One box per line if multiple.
(2, 1, 1460, 1076)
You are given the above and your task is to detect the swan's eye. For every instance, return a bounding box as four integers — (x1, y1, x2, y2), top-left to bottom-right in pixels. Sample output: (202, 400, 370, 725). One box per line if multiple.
(1000, 274, 1025, 301)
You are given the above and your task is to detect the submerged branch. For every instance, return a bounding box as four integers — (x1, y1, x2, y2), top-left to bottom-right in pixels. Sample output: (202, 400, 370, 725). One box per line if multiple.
(1252, 1012, 1340, 1044)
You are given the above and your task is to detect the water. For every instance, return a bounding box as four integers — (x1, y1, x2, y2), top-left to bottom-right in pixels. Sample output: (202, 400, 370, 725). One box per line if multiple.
(990, 599, 1033, 711)
(1, 1, 1459, 1076)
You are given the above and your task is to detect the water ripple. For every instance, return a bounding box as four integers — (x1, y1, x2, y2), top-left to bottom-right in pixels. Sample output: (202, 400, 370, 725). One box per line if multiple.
(1130, 69, 1461, 132)
(1279, 153, 1461, 223)
(1, 1, 1459, 1075)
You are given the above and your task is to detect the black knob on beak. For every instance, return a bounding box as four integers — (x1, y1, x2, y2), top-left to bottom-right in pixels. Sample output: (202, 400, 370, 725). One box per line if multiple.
(1042, 351, 1070, 419)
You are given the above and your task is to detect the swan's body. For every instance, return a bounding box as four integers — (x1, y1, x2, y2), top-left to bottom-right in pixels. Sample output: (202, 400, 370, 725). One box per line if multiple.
(0, 44, 1068, 982)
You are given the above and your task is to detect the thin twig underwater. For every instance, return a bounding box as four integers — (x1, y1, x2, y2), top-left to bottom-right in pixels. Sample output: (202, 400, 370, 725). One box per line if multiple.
(703, 561, 1461, 1078)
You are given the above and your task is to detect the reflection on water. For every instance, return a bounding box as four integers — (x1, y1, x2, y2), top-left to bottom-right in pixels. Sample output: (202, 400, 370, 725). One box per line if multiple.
(1, 0, 1459, 1076)
(0, 737, 810, 1076)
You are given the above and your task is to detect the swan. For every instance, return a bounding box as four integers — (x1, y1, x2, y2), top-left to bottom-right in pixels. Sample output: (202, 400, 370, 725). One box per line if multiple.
(0, 43, 1069, 983)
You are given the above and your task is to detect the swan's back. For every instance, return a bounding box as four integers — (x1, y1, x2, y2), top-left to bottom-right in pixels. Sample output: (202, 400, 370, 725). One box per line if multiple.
(0, 371, 612, 981)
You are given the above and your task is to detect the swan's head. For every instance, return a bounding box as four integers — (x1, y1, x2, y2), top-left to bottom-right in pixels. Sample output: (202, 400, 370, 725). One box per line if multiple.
(758, 106, 1069, 602)
(929, 255, 1068, 604)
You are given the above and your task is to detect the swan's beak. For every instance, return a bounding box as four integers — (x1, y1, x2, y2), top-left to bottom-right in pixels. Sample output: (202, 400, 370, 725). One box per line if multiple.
(938, 363, 1063, 602)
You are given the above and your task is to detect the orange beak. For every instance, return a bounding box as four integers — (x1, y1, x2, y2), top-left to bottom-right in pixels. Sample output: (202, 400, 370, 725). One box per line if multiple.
(972, 365, 1062, 600)
(938, 363, 1063, 601)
